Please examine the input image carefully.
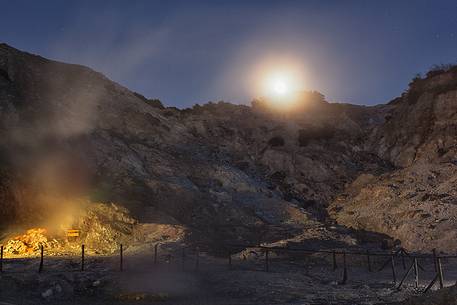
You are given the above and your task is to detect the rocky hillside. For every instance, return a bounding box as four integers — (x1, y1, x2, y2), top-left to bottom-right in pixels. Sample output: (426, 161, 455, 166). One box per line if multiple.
(1, 43, 456, 252)
(331, 65, 457, 252)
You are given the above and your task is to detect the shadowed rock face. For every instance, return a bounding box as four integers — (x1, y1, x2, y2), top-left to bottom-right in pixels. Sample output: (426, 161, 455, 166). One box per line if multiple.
(1, 43, 456, 251)
(331, 66, 457, 252)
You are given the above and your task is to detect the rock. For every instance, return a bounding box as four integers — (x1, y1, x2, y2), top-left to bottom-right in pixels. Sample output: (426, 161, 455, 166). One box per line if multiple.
(54, 284, 62, 293)
(41, 288, 53, 298)
(4, 228, 61, 256)
(0, 43, 456, 253)
(392, 284, 457, 305)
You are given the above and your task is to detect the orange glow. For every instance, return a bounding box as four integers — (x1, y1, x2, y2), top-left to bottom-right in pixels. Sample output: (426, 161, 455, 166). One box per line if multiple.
(4, 228, 52, 255)
(248, 54, 307, 110)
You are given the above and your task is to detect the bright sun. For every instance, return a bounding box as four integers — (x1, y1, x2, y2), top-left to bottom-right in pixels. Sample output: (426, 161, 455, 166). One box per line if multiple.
(273, 80, 288, 95)
(266, 74, 293, 98)
(250, 55, 306, 104)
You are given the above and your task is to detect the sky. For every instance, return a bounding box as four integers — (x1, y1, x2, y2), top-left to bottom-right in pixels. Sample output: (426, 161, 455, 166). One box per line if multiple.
(1, 0, 456, 108)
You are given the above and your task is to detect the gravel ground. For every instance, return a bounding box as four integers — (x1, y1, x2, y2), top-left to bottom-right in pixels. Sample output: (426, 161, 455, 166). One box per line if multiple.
(0, 249, 456, 305)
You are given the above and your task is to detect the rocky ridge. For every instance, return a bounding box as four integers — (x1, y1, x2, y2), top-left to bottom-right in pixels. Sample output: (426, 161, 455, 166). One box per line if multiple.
(1, 43, 456, 252)
(331, 65, 457, 252)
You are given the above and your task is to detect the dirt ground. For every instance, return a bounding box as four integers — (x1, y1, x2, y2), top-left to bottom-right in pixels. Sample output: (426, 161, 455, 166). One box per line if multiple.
(1, 246, 456, 305)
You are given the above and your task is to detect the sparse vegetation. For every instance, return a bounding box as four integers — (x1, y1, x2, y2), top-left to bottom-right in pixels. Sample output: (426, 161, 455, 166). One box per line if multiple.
(405, 63, 457, 104)
(268, 136, 285, 147)
(147, 98, 165, 109)
(426, 63, 456, 78)
(133, 92, 165, 109)
(252, 90, 326, 112)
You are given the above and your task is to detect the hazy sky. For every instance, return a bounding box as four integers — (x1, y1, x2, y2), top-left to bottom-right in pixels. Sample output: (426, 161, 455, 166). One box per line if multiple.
(1, 0, 456, 108)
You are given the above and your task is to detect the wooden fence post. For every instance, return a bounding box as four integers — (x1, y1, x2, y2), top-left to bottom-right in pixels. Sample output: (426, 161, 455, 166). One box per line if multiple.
(391, 255, 397, 284)
(120, 244, 123, 272)
(366, 250, 372, 272)
(39, 245, 44, 273)
(0, 245, 3, 273)
(437, 257, 444, 289)
(81, 244, 85, 271)
(413, 258, 419, 288)
(154, 244, 158, 264)
(401, 249, 406, 270)
(340, 251, 348, 285)
(424, 274, 439, 293)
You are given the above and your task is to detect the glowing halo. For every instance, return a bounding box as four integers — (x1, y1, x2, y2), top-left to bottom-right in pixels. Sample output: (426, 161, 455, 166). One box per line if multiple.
(247, 55, 307, 110)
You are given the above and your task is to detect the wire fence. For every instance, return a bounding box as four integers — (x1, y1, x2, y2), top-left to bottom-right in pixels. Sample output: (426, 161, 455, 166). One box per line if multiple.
(0, 243, 454, 294)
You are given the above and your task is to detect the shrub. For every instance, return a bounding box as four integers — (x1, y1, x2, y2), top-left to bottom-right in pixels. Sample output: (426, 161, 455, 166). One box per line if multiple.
(147, 99, 165, 109)
(426, 64, 455, 78)
(268, 136, 285, 147)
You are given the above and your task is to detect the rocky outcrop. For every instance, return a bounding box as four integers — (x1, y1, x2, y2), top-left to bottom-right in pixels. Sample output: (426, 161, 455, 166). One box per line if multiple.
(1, 43, 457, 252)
(331, 66, 457, 252)
(368, 66, 457, 167)
(1, 43, 354, 246)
